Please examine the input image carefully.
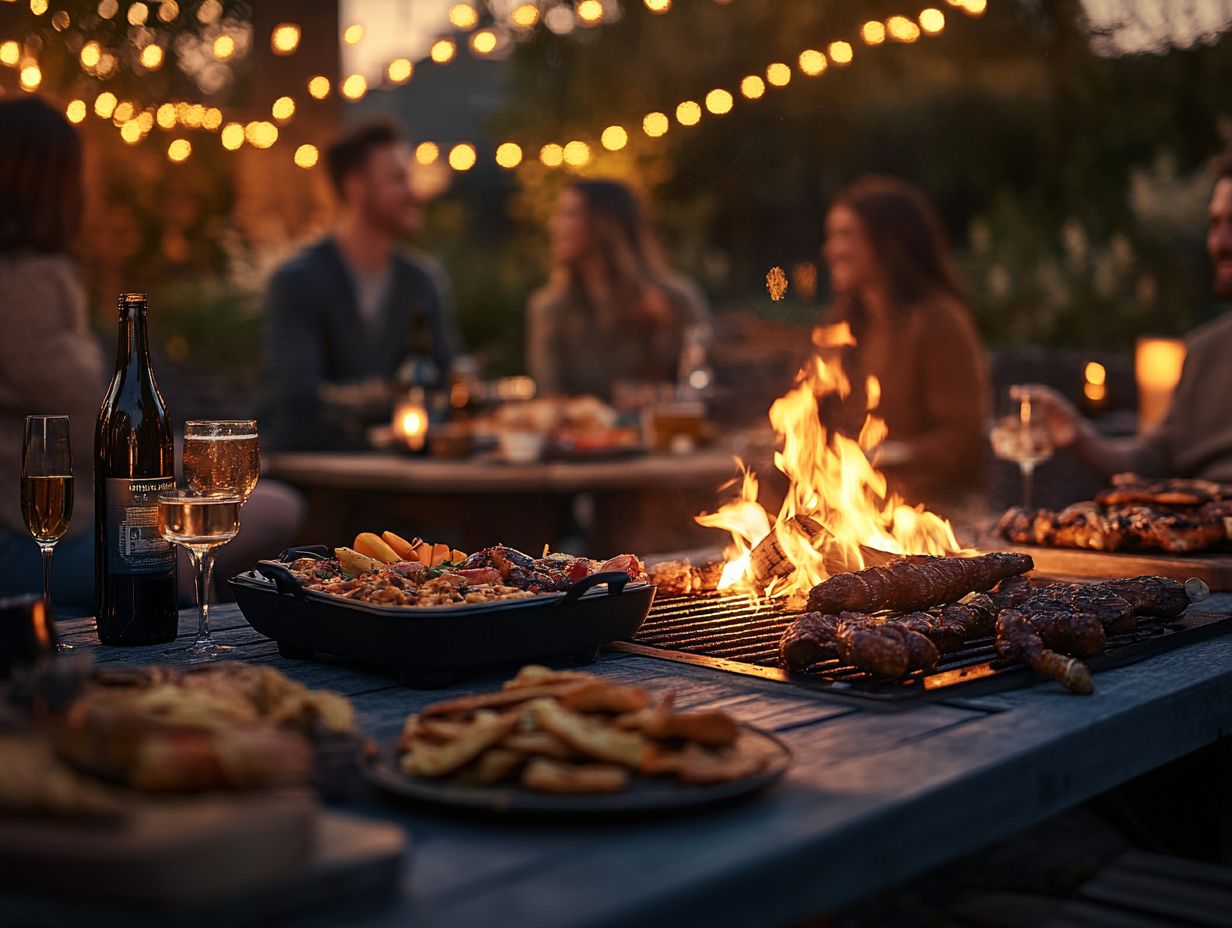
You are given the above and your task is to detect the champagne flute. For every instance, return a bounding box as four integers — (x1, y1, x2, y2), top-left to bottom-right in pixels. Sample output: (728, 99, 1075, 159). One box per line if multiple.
(21, 416, 73, 652)
(183, 420, 260, 501)
(157, 490, 241, 661)
(990, 389, 1055, 508)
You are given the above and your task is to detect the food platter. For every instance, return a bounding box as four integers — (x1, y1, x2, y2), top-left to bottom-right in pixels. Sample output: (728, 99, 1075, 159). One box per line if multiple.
(364, 724, 791, 817)
(229, 547, 656, 687)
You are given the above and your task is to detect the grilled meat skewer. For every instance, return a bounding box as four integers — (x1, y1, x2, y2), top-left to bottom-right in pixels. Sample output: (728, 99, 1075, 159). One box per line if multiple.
(894, 594, 998, 652)
(995, 608, 1095, 694)
(807, 553, 1033, 616)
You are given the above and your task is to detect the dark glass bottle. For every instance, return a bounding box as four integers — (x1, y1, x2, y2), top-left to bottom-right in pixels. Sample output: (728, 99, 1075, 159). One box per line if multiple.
(94, 293, 178, 644)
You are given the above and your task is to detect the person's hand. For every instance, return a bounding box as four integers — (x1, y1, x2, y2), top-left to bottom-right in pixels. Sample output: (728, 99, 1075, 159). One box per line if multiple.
(1009, 383, 1087, 449)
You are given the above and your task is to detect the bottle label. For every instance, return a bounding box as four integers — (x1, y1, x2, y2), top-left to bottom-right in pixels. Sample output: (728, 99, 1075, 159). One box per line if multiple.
(106, 477, 176, 574)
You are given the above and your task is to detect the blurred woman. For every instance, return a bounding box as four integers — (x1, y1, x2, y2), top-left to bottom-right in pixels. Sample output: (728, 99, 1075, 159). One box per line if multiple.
(0, 97, 303, 614)
(821, 176, 989, 503)
(0, 97, 102, 609)
(527, 180, 709, 400)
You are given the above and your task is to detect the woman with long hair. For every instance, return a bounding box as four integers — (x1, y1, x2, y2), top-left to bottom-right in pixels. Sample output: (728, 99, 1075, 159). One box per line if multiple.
(822, 176, 989, 502)
(527, 180, 709, 399)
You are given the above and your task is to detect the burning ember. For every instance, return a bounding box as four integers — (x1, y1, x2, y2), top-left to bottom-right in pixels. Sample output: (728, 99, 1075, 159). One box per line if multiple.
(697, 323, 961, 599)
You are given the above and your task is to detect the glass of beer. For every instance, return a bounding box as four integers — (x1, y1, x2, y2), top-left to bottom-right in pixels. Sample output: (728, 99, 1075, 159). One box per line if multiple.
(21, 416, 73, 652)
(182, 420, 260, 501)
(157, 490, 241, 661)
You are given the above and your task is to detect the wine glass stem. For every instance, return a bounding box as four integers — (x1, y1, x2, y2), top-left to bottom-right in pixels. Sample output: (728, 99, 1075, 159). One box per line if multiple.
(1020, 462, 1035, 509)
(39, 542, 54, 618)
(192, 547, 215, 647)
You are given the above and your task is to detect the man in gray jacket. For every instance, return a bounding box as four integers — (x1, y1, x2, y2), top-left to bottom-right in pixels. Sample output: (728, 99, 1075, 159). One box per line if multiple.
(262, 119, 463, 451)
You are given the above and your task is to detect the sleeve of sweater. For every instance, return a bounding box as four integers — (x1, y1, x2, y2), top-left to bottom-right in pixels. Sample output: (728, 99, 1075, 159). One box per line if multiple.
(261, 263, 334, 451)
(899, 301, 991, 485)
(525, 291, 563, 395)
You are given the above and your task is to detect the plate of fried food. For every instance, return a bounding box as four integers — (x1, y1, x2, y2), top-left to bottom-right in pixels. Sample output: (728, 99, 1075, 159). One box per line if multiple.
(366, 665, 791, 815)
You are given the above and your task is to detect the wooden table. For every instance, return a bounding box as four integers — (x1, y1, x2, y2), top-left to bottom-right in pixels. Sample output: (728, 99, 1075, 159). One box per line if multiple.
(40, 600, 1232, 928)
(265, 450, 741, 555)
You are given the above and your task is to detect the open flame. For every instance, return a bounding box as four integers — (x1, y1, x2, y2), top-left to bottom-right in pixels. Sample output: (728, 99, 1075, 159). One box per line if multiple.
(697, 323, 960, 598)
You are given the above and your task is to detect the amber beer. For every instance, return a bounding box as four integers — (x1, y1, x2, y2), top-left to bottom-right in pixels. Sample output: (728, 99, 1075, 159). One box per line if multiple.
(94, 293, 178, 645)
(182, 427, 259, 500)
(21, 475, 72, 544)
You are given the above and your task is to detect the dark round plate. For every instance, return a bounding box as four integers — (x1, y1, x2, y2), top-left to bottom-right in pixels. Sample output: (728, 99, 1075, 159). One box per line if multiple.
(364, 724, 792, 816)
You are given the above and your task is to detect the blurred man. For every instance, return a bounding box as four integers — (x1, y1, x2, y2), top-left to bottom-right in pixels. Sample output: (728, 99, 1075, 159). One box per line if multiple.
(1025, 157, 1232, 481)
(262, 120, 462, 451)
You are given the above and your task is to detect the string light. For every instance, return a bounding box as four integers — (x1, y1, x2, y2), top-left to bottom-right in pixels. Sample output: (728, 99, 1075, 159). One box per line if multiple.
(96, 51, 117, 78)
(245, 120, 278, 149)
(387, 57, 413, 83)
(139, 44, 163, 69)
(539, 143, 564, 167)
(203, 107, 222, 130)
(65, 99, 86, 123)
(704, 88, 733, 115)
(212, 34, 235, 60)
(766, 62, 792, 86)
(645, 0, 671, 12)
(563, 140, 590, 166)
(829, 40, 854, 64)
(29, 0, 48, 14)
(862, 20, 886, 45)
(343, 23, 364, 45)
(600, 125, 627, 151)
(167, 138, 191, 162)
(120, 120, 142, 143)
(919, 8, 945, 33)
(18, 63, 40, 90)
(799, 49, 827, 76)
(431, 39, 456, 63)
(448, 3, 478, 29)
(887, 15, 921, 41)
(415, 142, 440, 165)
(271, 23, 301, 55)
(51, 10, 69, 30)
(113, 101, 134, 122)
(511, 4, 540, 28)
(740, 75, 766, 99)
(98, 0, 118, 20)
(449, 143, 477, 171)
(80, 41, 101, 68)
(308, 75, 330, 99)
(495, 141, 523, 168)
(198, 0, 222, 24)
(341, 73, 367, 100)
(156, 102, 176, 128)
(158, 1, 178, 23)
(221, 122, 244, 150)
(294, 144, 318, 168)
(94, 92, 117, 118)
(0, 41, 18, 67)
(127, 2, 148, 25)
(471, 29, 497, 55)
(137, 111, 154, 132)
(271, 96, 295, 121)
(577, 1, 604, 24)
(642, 111, 669, 137)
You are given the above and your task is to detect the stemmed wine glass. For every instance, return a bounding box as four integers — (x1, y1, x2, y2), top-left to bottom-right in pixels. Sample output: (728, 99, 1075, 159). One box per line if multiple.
(990, 388, 1055, 508)
(158, 489, 241, 661)
(21, 416, 73, 652)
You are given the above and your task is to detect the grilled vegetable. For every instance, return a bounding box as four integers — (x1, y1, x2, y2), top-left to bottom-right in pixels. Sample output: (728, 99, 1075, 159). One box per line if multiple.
(353, 532, 401, 564)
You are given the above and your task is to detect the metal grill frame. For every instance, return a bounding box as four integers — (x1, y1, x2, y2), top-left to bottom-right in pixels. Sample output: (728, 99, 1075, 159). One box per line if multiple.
(614, 591, 1232, 703)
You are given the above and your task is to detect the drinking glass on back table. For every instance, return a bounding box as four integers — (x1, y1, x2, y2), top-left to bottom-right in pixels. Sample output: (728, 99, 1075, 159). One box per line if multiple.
(989, 388, 1055, 508)
(183, 420, 260, 501)
(21, 416, 73, 652)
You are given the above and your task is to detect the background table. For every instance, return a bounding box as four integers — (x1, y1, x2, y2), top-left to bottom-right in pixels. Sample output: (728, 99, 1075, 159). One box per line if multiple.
(266, 450, 742, 555)
(34, 599, 1232, 928)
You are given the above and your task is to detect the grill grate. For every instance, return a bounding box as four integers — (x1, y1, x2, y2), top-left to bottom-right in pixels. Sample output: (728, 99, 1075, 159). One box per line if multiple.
(614, 591, 1232, 703)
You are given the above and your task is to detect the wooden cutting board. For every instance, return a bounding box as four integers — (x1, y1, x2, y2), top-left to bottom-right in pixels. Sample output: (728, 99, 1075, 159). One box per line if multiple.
(979, 538, 1232, 589)
(0, 791, 408, 923)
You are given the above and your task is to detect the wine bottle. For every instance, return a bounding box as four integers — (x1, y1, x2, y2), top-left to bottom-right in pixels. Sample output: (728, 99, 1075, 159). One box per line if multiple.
(94, 292, 178, 644)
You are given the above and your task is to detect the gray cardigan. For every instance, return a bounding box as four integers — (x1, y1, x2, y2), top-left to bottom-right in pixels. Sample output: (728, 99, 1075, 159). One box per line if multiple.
(261, 237, 462, 451)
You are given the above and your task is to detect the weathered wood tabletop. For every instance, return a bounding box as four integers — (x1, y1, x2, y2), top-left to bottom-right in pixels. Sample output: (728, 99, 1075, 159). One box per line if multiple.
(50, 598, 1232, 928)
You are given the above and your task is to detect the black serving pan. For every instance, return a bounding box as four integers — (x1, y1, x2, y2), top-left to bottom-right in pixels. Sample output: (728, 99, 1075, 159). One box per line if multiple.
(228, 546, 655, 687)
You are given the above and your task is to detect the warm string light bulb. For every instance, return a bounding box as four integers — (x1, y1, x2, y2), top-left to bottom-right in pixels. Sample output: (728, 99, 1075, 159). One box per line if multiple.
(539, 143, 564, 167)
(495, 142, 523, 168)
(563, 140, 591, 167)
(294, 144, 319, 168)
(828, 40, 854, 64)
(766, 62, 791, 87)
(600, 125, 627, 151)
(341, 74, 368, 100)
(675, 100, 701, 126)
(448, 3, 478, 29)
(387, 58, 413, 83)
(415, 142, 440, 165)
(471, 30, 497, 55)
(645, 0, 671, 12)
(798, 49, 826, 76)
(271, 23, 301, 55)
(221, 122, 245, 150)
(704, 88, 733, 115)
(919, 8, 946, 33)
(167, 138, 191, 162)
(431, 39, 457, 63)
(343, 23, 364, 45)
(511, 4, 539, 29)
(642, 112, 668, 137)
(80, 40, 101, 68)
(156, 102, 176, 128)
(449, 143, 477, 171)
(0, 41, 19, 67)
(94, 92, 117, 118)
(740, 75, 766, 99)
(308, 75, 330, 99)
(212, 34, 235, 60)
(245, 120, 278, 149)
(577, 0, 604, 24)
(18, 63, 41, 90)
(271, 96, 295, 121)
(862, 20, 887, 45)
(65, 99, 87, 123)
(140, 44, 163, 69)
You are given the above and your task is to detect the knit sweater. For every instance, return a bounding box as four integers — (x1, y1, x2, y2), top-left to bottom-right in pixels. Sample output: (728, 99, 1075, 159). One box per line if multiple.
(0, 253, 104, 536)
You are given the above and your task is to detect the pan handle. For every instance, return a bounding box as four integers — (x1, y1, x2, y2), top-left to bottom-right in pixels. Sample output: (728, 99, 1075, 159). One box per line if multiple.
(278, 544, 331, 562)
(561, 571, 630, 605)
(255, 560, 309, 601)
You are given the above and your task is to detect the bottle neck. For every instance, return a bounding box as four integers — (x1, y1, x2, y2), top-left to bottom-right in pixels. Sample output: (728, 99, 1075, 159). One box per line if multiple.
(115, 305, 151, 373)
